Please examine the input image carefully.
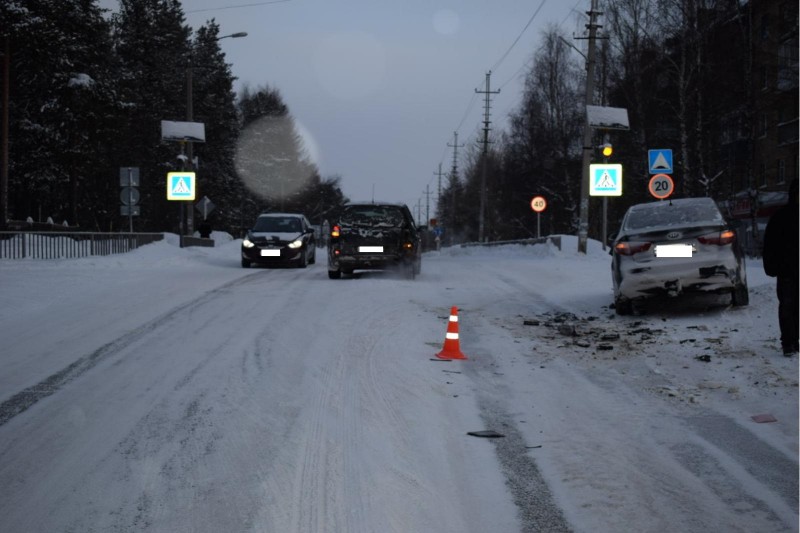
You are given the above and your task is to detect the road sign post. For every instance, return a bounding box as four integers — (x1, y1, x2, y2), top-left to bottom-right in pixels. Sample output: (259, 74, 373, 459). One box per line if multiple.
(119, 167, 140, 232)
(531, 196, 547, 239)
(167, 172, 196, 247)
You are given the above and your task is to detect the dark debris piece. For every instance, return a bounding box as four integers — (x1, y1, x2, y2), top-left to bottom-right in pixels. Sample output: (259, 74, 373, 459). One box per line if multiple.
(467, 430, 506, 438)
(695, 354, 712, 362)
(558, 324, 578, 336)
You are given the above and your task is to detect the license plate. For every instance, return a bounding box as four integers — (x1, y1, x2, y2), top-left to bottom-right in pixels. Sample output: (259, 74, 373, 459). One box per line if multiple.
(655, 244, 694, 258)
(260, 249, 281, 257)
(359, 246, 383, 253)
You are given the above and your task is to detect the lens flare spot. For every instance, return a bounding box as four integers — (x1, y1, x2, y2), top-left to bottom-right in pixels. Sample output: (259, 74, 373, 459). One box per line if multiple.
(234, 115, 317, 201)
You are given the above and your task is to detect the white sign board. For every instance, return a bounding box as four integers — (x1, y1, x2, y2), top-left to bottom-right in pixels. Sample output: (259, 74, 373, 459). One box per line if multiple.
(161, 120, 205, 143)
(586, 105, 630, 130)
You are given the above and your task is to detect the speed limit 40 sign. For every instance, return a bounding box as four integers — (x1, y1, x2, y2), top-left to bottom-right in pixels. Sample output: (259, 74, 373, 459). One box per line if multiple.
(649, 174, 675, 199)
(530, 196, 547, 212)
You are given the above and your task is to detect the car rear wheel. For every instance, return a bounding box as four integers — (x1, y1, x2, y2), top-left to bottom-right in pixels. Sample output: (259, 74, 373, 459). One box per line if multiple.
(732, 282, 749, 306)
(328, 269, 341, 279)
(614, 297, 633, 315)
(404, 262, 416, 280)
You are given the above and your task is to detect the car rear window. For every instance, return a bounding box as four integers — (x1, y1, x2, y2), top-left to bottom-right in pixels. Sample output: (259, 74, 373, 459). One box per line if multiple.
(254, 217, 302, 232)
(624, 199, 724, 231)
(340, 206, 406, 227)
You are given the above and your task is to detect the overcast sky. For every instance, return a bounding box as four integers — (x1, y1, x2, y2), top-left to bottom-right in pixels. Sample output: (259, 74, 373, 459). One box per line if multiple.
(104, 0, 586, 220)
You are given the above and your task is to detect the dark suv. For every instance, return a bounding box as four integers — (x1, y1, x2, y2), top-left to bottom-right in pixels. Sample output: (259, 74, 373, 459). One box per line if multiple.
(327, 202, 422, 279)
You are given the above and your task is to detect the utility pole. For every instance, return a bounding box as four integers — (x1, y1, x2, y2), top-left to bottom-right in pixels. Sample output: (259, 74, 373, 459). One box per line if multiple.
(475, 71, 499, 243)
(576, 0, 602, 254)
(185, 63, 194, 236)
(434, 163, 445, 207)
(1, 36, 9, 229)
(447, 131, 464, 180)
(447, 131, 465, 243)
(424, 185, 431, 227)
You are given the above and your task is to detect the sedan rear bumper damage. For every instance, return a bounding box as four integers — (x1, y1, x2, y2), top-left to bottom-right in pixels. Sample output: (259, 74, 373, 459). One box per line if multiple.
(617, 258, 740, 299)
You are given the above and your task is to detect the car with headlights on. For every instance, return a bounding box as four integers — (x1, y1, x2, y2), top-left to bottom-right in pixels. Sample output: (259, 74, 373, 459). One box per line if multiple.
(327, 202, 421, 279)
(610, 197, 748, 315)
(241, 213, 316, 268)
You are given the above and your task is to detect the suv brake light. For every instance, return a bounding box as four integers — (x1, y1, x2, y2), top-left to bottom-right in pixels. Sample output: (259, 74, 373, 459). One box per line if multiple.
(615, 241, 652, 256)
(698, 229, 735, 246)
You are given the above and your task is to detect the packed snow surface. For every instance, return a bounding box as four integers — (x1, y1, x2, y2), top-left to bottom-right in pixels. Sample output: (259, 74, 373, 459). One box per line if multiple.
(0, 234, 796, 532)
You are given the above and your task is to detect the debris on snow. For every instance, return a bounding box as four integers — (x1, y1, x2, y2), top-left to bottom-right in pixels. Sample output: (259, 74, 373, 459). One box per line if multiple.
(751, 414, 778, 423)
(467, 430, 506, 438)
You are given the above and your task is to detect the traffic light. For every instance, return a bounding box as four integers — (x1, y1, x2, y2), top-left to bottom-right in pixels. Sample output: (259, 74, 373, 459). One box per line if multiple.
(601, 142, 613, 158)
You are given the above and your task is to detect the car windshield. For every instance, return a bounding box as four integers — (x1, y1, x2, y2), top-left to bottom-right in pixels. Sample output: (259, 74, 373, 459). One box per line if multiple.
(340, 206, 406, 228)
(253, 217, 301, 233)
(623, 199, 725, 231)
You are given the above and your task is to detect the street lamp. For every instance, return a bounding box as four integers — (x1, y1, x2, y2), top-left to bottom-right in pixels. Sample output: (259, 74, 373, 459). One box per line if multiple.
(185, 31, 247, 235)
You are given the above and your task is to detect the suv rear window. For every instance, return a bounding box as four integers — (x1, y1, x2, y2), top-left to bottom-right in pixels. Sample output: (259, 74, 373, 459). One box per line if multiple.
(340, 206, 406, 228)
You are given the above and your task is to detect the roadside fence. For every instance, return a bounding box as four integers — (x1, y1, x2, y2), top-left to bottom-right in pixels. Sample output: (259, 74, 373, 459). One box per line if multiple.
(0, 232, 164, 259)
(459, 236, 562, 251)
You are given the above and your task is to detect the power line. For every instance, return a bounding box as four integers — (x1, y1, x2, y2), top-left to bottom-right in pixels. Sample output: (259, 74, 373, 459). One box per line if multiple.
(490, 0, 547, 72)
(186, 0, 293, 14)
(430, 0, 583, 196)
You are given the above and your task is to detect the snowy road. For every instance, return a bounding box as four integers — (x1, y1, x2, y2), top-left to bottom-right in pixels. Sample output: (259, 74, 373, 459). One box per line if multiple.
(0, 236, 796, 532)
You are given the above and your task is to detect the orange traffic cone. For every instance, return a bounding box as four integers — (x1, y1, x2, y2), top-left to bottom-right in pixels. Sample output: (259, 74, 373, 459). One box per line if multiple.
(436, 306, 468, 360)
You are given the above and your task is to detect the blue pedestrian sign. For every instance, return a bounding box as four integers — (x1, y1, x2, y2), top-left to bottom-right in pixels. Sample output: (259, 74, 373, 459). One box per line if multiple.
(648, 149, 673, 174)
(167, 172, 196, 201)
(589, 164, 623, 196)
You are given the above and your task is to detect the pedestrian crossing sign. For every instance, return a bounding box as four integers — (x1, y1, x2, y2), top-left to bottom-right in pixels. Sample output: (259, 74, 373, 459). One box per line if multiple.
(167, 172, 196, 201)
(589, 164, 623, 196)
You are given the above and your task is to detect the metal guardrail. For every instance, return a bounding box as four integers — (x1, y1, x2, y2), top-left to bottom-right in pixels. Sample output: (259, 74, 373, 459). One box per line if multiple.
(459, 236, 562, 251)
(0, 232, 164, 259)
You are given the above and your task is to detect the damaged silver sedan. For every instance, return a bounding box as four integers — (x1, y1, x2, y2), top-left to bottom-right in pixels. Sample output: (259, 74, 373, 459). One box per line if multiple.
(610, 197, 749, 315)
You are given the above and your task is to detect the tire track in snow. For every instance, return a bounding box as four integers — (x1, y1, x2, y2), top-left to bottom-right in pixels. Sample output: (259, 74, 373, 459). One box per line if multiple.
(447, 269, 577, 531)
(289, 302, 417, 533)
(0, 272, 263, 428)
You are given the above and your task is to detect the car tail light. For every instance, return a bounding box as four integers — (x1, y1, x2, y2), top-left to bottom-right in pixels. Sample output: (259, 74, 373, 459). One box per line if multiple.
(333, 248, 340, 256)
(615, 241, 652, 256)
(698, 229, 735, 246)
(331, 225, 340, 238)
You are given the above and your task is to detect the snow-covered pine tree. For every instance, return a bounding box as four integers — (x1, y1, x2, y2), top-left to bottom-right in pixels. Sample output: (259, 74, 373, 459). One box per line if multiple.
(111, 0, 191, 232)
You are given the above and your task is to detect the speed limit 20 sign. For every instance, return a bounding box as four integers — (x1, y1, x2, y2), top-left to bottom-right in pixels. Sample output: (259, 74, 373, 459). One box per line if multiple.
(648, 174, 674, 199)
(530, 196, 547, 213)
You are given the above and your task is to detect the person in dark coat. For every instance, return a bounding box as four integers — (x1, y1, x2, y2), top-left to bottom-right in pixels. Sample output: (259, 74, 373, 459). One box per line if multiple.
(763, 178, 799, 356)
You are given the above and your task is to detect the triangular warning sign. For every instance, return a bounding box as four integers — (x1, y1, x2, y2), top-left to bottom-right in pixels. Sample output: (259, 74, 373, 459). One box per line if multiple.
(172, 178, 190, 194)
(652, 152, 670, 170)
(598, 171, 615, 189)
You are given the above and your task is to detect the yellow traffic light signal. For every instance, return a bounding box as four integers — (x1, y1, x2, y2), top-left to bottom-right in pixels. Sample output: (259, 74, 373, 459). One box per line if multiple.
(601, 142, 613, 158)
